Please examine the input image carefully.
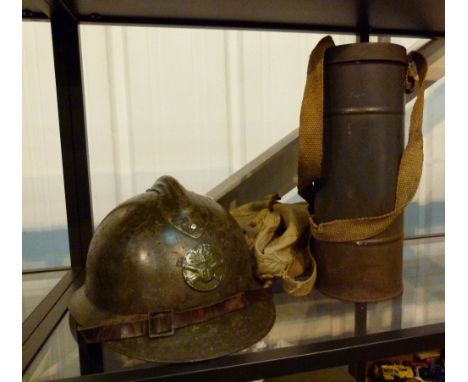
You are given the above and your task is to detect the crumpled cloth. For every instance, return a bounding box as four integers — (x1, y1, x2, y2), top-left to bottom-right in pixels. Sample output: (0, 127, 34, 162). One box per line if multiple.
(230, 194, 316, 297)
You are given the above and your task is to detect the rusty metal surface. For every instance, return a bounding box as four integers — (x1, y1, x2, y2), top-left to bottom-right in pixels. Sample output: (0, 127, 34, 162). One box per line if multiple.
(313, 216, 403, 303)
(69, 176, 275, 362)
(312, 42, 407, 302)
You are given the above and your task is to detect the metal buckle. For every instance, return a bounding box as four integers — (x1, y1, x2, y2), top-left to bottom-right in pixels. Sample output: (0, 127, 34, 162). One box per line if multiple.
(147, 311, 175, 338)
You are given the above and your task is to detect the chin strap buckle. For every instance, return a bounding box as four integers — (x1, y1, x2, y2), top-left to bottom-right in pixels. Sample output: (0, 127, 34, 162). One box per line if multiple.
(147, 311, 175, 338)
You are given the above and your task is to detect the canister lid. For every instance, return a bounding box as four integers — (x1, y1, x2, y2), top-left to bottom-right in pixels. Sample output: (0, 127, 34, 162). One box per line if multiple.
(325, 42, 407, 65)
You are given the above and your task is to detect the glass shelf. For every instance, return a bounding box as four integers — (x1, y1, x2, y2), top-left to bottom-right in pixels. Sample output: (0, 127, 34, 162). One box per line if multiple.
(22, 270, 69, 322)
(23, 236, 444, 381)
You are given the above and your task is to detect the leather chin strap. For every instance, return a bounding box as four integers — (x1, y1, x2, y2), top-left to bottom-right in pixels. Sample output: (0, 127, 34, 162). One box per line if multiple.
(78, 289, 273, 343)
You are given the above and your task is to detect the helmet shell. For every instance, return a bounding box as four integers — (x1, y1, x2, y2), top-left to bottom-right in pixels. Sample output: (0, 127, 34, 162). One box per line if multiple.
(69, 176, 275, 362)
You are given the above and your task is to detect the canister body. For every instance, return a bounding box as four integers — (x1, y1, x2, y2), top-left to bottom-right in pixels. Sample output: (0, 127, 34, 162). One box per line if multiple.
(312, 43, 408, 302)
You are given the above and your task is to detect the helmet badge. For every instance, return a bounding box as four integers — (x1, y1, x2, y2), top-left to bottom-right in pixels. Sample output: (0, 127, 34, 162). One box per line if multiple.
(182, 244, 225, 291)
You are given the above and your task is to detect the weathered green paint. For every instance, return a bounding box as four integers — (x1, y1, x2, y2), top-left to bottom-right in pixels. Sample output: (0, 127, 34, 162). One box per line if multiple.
(69, 175, 275, 362)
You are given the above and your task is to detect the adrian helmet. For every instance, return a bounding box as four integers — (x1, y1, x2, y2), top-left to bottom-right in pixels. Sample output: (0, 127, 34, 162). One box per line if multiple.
(69, 176, 275, 363)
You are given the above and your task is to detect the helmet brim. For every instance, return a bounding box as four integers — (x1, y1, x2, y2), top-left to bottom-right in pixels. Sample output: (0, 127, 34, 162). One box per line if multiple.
(69, 286, 275, 363)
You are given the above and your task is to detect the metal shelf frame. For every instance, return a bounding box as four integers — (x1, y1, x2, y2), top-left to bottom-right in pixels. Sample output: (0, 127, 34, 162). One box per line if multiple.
(23, 0, 445, 37)
(57, 323, 445, 382)
(22, 0, 445, 380)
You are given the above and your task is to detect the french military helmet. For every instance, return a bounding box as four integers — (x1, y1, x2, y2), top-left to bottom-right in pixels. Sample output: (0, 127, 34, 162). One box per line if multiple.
(69, 176, 275, 362)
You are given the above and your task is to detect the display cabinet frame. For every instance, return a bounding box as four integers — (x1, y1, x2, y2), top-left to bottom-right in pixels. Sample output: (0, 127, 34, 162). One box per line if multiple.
(22, 1, 445, 380)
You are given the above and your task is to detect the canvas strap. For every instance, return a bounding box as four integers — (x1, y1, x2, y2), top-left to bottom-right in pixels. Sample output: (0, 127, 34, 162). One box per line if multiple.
(78, 289, 272, 343)
(231, 196, 317, 297)
(298, 36, 428, 242)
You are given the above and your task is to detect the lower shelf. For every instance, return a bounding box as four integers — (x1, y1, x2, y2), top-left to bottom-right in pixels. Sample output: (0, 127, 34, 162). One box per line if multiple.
(23, 236, 444, 382)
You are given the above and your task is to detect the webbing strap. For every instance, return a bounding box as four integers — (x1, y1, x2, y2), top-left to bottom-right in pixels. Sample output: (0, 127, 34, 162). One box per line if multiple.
(298, 37, 427, 242)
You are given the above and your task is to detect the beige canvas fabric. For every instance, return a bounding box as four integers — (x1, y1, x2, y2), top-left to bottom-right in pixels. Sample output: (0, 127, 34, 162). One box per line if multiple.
(231, 195, 316, 297)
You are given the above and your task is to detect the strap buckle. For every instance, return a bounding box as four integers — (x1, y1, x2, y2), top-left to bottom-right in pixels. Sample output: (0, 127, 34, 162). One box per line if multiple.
(148, 311, 175, 338)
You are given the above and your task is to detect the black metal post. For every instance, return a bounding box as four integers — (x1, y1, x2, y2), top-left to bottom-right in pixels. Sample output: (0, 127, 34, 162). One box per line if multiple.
(355, 303, 368, 336)
(51, 15, 93, 268)
(67, 308, 104, 375)
(391, 297, 403, 330)
(357, 0, 370, 42)
(77, 329, 104, 375)
(49, 9, 99, 377)
(349, 303, 368, 382)
(23, 8, 94, 372)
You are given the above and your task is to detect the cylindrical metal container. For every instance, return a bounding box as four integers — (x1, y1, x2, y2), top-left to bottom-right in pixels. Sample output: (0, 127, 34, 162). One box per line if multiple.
(312, 42, 408, 302)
